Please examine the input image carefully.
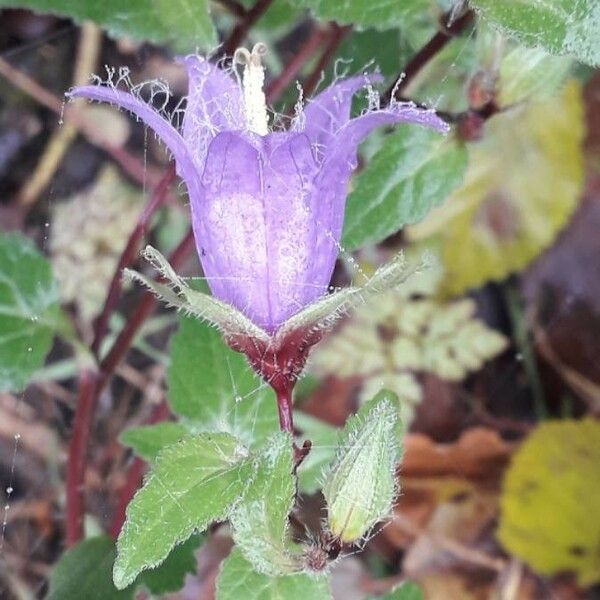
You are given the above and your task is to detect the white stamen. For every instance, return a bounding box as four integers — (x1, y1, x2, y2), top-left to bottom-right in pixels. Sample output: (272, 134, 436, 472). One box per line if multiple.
(234, 43, 269, 135)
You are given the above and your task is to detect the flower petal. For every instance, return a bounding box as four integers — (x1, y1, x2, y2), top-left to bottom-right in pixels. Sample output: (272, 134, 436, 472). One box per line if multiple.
(68, 85, 196, 176)
(296, 74, 384, 157)
(262, 133, 324, 327)
(195, 131, 272, 329)
(177, 55, 244, 164)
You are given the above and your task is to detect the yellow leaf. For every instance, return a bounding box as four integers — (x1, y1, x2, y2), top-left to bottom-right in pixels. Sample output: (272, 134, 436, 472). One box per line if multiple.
(498, 419, 600, 586)
(408, 82, 585, 297)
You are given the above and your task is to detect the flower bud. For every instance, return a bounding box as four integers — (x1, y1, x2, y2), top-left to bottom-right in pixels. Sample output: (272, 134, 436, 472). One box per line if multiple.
(323, 390, 402, 543)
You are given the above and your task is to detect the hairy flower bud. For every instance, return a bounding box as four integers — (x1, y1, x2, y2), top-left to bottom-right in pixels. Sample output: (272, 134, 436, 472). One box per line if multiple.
(323, 390, 402, 544)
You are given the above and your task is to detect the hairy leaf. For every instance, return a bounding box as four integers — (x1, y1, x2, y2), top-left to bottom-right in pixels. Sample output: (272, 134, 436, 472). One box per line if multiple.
(230, 432, 301, 575)
(471, 0, 599, 66)
(216, 549, 331, 600)
(114, 433, 253, 589)
(342, 128, 467, 251)
(168, 315, 278, 448)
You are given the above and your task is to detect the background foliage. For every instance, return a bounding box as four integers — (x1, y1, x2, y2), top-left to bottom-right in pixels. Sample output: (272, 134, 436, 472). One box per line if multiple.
(0, 0, 598, 598)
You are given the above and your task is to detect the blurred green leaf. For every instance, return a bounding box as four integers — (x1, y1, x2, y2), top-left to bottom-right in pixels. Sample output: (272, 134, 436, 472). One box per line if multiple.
(408, 82, 585, 296)
(46, 537, 132, 600)
(216, 549, 331, 600)
(46, 535, 202, 599)
(120, 422, 188, 462)
(114, 433, 253, 589)
(0, 233, 60, 392)
(295, 0, 430, 30)
(0, 0, 216, 52)
(230, 432, 301, 575)
(342, 128, 467, 251)
(136, 535, 203, 595)
(471, 0, 599, 66)
(499, 419, 600, 586)
(167, 315, 278, 448)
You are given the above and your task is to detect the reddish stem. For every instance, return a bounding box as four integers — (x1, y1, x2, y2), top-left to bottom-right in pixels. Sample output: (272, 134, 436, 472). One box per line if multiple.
(66, 368, 99, 546)
(266, 25, 329, 104)
(386, 9, 474, 101)
(98, 230, 194, 383)
(66, 229, 194, 545)
(220, 0, 275, 57)
(300, 24, 352, 100)
(275, 386, 294, 433)
(92, 163, 175, 356)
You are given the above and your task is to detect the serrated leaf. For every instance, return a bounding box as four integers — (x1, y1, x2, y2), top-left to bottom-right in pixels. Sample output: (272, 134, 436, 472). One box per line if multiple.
(114, 433, 253, 589)
(342, 128, 468, 251)
(216, 549, 331, 600)
(323, 390, 402, 543)
(0, 233, 60, 392)
(0, 0, 216, 52)
(498, 419, 600, 587)
(471, 0, 599, 67)
(294, 412, 338, 495)
(408, 81, 585, 296)
(120, 422, 188, 462)
(167, 315, 278, 448)
(295, 0, 430, 31)
(230, 432, 300, 575)
(46, 536, 132, 600)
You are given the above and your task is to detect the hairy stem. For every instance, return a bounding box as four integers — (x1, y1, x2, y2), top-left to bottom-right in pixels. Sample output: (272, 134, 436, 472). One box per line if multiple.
(300, 24, 352, 100)
(276, 386, 294, 433)
(266, 25, 329, 104)
(220, 0, 275, 57)
(66, 229, 194, 544)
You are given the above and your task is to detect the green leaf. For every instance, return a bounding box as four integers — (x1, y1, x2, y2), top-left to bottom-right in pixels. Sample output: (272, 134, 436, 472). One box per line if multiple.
(471, 0, 599, 67)
(295, 0, 430, 31)
(114, 433, 253, 589)
(367, 581, 424, 600)
(0, 0, 216, 53)
(230, 432, 301, 575)
(136, 534, 203, 595)
(46, 535, 203, 600)
(216, 549, 331, 600)
(46, 536, 132, 600)
(294, 412, 338, 495)
(0, 233, 60, 392)
(498, 418, 600, 587)
(167, 315, 279, 448)
(323, 390, 402, 543)
(120, 422, 188, 462)
(342, 128, 468, 251)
